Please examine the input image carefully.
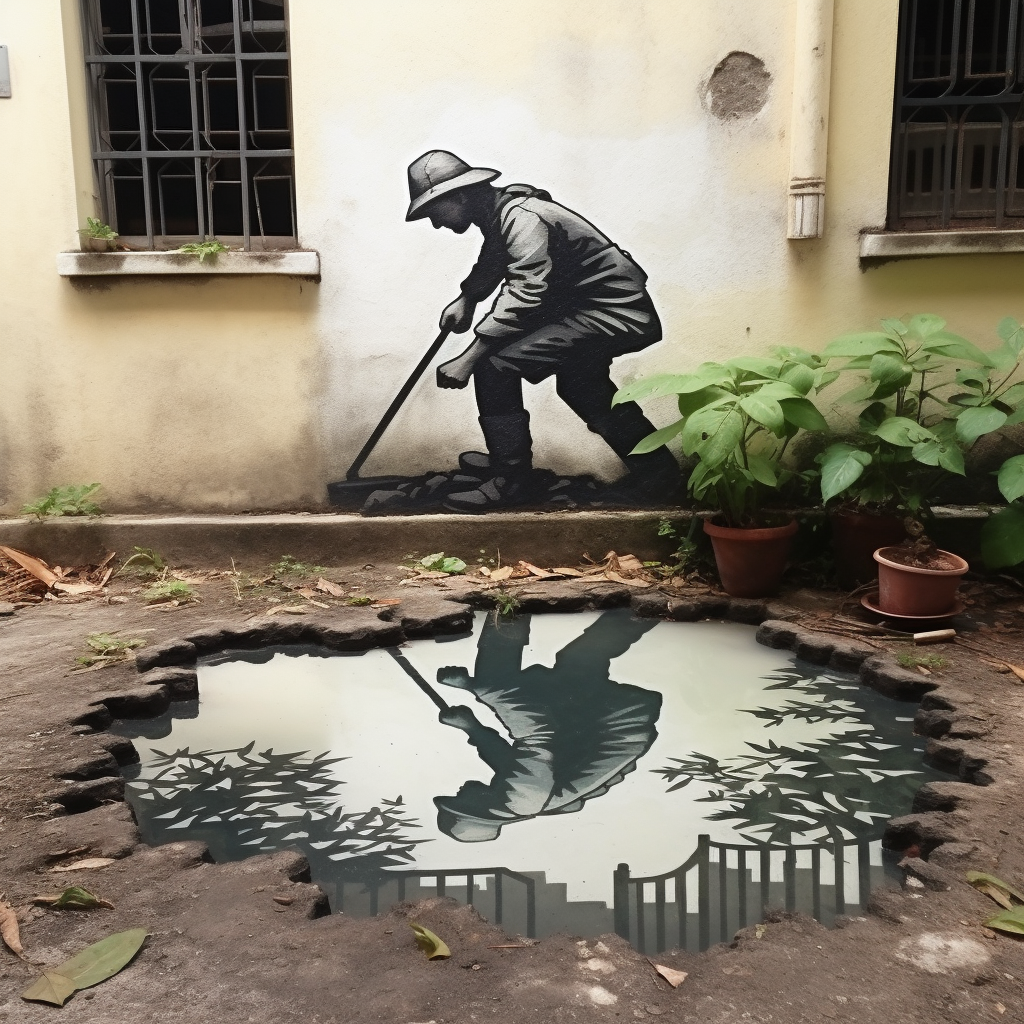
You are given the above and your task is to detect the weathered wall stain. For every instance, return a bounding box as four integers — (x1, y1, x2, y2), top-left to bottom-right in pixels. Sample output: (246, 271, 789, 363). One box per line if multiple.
(703, 51, 772, 120)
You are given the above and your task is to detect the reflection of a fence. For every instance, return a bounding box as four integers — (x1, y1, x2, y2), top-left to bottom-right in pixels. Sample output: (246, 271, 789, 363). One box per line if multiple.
(614, 833, 886, 954)
(331, 867, 537, 938)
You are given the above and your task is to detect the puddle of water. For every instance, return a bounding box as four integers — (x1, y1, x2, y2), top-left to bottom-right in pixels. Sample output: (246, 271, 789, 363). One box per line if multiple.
(114, 610, 944, 952)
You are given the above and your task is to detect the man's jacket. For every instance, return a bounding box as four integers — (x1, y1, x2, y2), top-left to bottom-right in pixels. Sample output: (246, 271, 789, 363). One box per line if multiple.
(461, 184, 652, 342)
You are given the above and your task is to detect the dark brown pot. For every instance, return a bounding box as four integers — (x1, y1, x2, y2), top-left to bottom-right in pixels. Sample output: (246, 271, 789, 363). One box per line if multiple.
(873, 546, 969, 617)
(830, 509, 907, 589)
(703, 518, 799, 598)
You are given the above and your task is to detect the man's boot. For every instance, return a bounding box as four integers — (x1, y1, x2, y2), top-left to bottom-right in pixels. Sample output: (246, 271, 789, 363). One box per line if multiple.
(587, 406, 681, 502)
(445, 413, 535, 512)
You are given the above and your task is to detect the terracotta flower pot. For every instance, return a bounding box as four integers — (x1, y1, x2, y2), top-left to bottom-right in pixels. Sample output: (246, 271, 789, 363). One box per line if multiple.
(873, 546, 969, 618)
(703, 518, 799, 598)
(830, 509, 907, 589)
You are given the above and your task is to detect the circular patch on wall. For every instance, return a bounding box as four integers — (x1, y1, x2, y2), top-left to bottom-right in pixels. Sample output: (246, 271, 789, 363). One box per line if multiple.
(703, 51, 772, 120)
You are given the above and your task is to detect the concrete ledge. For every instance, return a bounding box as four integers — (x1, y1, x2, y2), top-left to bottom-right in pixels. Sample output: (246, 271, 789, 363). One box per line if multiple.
(0, 511, 680, 569)
(860, 229, 1024, 260)
(57, 249, 321, 278)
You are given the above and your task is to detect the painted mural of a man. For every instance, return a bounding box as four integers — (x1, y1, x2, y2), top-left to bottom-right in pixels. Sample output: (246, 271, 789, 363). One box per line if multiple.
(406, 150, 679, 511)
(432, 612, 662, 842)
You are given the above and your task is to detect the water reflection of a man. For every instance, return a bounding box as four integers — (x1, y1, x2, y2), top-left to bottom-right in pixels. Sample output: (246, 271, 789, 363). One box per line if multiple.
(434, 613, 662, 842)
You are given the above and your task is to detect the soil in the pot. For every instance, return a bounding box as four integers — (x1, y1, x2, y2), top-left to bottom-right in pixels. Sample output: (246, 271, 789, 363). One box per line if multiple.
(884, 537, 961, 571)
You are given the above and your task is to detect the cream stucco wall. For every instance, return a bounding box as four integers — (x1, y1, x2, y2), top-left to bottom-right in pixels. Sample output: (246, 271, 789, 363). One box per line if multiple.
(1, 0, 1022, 511)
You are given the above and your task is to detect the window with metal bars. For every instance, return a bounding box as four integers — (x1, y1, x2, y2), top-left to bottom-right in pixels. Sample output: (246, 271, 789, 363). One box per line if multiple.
(889, 0, 1024, 230)
(80, 0, 296, 250)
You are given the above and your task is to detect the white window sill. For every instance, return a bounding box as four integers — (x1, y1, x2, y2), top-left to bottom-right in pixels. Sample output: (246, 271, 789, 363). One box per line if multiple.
(860, 229, 1024, 260)
(57, 249, 320, 278)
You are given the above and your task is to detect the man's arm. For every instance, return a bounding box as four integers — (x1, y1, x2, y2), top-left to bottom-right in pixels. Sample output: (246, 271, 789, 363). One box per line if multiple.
(474, 207, 552, 340)
(439, 705, 519, 775)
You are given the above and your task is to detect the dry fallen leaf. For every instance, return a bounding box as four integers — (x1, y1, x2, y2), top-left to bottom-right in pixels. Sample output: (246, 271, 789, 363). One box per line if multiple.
(50, 858, 116, 873)
(410, 922, 450, 960)
(648, 959, 687, 988)
(1, 899, 26, 960)
(478, 566, 492, 577)
(0, 546, 58, 588)
(315, 578, 345, 597)
(519, 561, 557, 579)
(371, 599, 402, 607)
(53, 582, 102, 596)
(1007, 664, 1024, 683)
(551, 567, 585, 577)
(616, 554, 645, 573)
(296, 587, 317, 599)
(605, 570, 652, 589)
(488, 566, 514, 583)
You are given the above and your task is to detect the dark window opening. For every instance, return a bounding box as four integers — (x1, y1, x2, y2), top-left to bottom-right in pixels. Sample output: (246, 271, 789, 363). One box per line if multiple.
(889, 0, 1024, 230)
(81, 0, 296, 250)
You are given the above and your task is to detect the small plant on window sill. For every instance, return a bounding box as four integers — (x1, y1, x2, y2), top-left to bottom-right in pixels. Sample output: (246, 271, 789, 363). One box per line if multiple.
(176, 240, 231, 262)
(78, 217, 119, 253)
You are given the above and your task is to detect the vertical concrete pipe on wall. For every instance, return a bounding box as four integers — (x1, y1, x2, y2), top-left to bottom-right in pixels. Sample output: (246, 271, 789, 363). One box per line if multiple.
(787, 0, 836, 239)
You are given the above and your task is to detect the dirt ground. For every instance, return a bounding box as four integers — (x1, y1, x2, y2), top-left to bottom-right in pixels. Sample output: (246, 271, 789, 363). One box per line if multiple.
(1, 555, 1023, 1023)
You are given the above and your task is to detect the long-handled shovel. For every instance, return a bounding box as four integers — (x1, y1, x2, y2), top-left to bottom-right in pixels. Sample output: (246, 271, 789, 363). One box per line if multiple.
(327, 329, 452, 509)
(387, 649, 451, 712)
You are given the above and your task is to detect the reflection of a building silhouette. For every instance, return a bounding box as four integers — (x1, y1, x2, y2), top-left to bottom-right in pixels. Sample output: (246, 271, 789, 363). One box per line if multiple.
(430, 612, 662, 841)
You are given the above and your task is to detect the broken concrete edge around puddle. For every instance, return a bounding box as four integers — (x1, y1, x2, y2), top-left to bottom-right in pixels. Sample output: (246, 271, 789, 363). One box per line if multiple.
(39, 582, 1004, 936)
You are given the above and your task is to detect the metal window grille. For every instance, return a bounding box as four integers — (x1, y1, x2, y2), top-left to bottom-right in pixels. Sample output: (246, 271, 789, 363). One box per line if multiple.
(80, 0, 296, 250)
(889, 0, 1024, 230)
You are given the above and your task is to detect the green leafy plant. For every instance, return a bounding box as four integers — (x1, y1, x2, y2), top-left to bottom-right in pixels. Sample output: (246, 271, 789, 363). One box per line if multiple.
(80, 217, 118, 240)
(21, 484, 102, 519)
(115, 546, 166, 578)
(76, 632, 147, 669)
(817, 314, 1024, 512)
(142, 580, 196, 604)
(271, 554, 327, 577)
(491, 588, 520, 618)
(417, 552, 467, 574)
(176, 240, 230, 262)
(346, 595, 372, 606)
(981, 453, 1024, 569)
(614, 349, 834, 527)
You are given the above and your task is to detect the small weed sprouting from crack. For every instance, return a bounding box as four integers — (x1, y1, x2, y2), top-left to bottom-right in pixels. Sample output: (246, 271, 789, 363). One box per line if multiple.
(76, 632, 147, 670)
(21, 484, 102, 519)
(115, 546, 167, 579)
(897, 651, 948, 672)
(491, 588, 520, 620)
(271, 554, 327, 578)
(143, 580, 197, 604)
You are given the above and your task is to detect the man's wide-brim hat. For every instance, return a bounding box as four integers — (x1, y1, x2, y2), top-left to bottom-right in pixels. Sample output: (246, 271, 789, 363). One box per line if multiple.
(406, 150, 500, 221)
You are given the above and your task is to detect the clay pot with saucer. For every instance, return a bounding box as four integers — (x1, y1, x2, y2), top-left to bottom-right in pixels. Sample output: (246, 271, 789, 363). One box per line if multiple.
(870, 546, 969, 618)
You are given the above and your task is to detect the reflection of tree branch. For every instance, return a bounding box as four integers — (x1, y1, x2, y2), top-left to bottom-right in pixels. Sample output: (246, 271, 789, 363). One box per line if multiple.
(654, 665, 938, 845)
(128, 744, 426, 875)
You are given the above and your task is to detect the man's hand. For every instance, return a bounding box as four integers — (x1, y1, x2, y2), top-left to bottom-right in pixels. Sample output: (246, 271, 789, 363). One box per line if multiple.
(436, 355, 474, 389)
(439, 705, 479, 731)
(440, 295, 476, 334)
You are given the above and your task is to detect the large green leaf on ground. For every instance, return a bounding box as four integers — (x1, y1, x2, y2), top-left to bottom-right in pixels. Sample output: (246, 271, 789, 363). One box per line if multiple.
(986, 906, 1024, 936)
(955, 405, 1008, 444)
(22, 929, 148, 1006)
(981, 503, 1024, 569)
(410, 923, 451, 960)
(997, 455, 1024, 503)
(818, 443, 872, 504)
